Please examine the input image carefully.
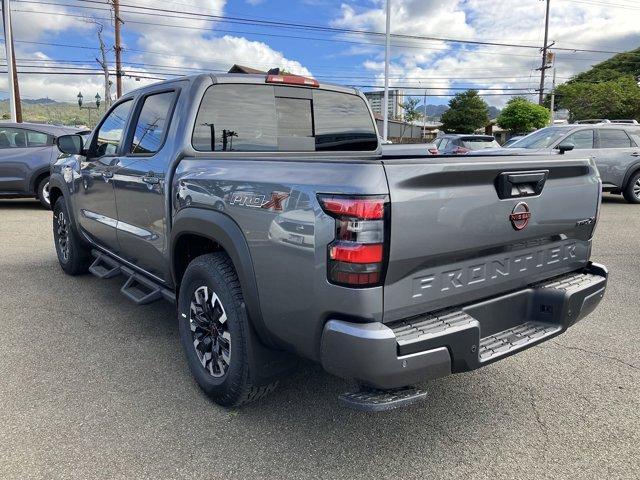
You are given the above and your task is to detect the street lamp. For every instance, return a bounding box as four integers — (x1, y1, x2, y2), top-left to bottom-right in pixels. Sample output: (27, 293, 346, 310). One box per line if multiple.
(77, 91, 101, 125)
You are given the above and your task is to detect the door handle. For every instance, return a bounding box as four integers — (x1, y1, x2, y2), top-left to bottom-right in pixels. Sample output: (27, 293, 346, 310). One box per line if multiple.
(142, 174, 160, 185)
(631, 152, 640, 157)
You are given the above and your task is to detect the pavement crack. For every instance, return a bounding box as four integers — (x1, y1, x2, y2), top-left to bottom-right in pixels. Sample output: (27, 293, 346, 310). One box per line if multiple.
(527, 386, 550, 459)
(549, 342, 639, 372)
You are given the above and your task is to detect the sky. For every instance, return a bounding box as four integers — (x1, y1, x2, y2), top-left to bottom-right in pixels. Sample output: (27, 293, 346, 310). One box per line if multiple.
(0, 0, 639, 107)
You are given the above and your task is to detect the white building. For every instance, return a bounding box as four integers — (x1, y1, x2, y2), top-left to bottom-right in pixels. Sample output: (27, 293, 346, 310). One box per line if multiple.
(364, 89, 405, 119)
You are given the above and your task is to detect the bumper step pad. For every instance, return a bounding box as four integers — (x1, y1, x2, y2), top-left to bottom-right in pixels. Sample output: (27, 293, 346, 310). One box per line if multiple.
(388, 267, 607, 371)
(338, 386, 427, 412)
(478, 321, 560, 362)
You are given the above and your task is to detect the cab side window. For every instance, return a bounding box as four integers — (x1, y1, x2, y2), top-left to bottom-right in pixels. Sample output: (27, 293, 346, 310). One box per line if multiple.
(130, 91, 176, 155)
(598, 129, 632, 148)
(93, 100, 133, 158)
(564, 130, 594, 149)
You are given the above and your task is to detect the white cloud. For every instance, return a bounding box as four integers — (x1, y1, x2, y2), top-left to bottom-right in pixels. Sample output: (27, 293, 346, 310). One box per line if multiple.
(246, 0, 266, 5)
(121, 0, 311, 77)
(9, 2, 91, 40)
(330, 0, 640, 106)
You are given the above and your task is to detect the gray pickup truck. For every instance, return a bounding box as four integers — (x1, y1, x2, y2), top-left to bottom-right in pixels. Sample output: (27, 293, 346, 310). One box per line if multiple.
(50, 72, 608, 410)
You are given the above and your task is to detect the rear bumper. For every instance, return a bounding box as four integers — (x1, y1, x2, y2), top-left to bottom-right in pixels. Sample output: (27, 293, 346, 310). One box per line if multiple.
(320, 262, 607, 389)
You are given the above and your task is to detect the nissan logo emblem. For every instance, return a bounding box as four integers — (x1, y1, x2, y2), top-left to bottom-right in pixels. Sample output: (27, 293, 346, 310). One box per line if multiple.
(510, 202, 531, 231)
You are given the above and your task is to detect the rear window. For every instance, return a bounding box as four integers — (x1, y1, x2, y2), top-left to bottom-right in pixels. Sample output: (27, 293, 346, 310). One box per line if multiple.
(598, 129, 633, 148)
(192, 84, 377, 152)
(461, 137, 499, 150)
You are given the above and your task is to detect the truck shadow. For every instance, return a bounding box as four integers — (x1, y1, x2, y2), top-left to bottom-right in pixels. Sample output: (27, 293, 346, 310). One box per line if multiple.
(0, 199, 46, 210)
(34, 257, 554, 471)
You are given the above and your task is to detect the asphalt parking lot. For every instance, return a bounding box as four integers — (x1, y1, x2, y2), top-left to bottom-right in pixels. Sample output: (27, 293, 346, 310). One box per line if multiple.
(1, 195, 638, 480)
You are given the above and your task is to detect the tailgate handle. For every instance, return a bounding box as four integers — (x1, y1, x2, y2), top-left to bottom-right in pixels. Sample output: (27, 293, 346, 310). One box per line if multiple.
(496, 170, 549, 199)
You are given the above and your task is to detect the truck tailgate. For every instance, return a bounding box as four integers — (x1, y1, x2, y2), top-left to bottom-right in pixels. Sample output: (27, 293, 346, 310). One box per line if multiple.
(382, 155, 600, 323)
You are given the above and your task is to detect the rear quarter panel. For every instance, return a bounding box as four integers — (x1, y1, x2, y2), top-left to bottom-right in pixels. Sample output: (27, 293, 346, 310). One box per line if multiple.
(173, 158, 388, 360)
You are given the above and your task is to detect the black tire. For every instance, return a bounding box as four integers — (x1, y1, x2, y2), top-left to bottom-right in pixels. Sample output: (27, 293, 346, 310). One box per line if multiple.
(36, 176, 51, 209)
(52, 196, 92, 275)
(623, 171, 640, 204)
(178, 253, 277, 407)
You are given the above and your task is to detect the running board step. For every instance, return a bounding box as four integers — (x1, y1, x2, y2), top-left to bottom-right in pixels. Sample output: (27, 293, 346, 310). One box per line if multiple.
(479, 321, 560, 363)
(88, 250, 176, 305)
(89, 253, 121, 279)
(120, 273, 162, 305)
(338, 386, 427, 412)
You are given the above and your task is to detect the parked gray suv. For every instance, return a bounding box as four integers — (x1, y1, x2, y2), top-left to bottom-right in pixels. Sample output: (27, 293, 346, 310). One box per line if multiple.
(0, 122, 83, 207)
(505, 124, 640, 203)
(49, 72, 607, 410)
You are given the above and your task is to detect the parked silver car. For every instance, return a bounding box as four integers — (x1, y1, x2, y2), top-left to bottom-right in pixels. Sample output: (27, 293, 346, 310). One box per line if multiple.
(497, 124, 640, 203)
(0, 122, 83, 207)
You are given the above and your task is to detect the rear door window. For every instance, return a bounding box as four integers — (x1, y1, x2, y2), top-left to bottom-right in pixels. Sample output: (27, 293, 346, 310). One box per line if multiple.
(192, 84, 377, 152)
(564, 129, 594, 149)
(130, 90, 176, 154)
(598, 129, 633, 148)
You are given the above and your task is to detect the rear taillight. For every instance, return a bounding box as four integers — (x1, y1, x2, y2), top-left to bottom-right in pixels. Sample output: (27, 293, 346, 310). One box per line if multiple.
(318, 194, 389, 287)
(428, 148, 439, 155)
(454, 146, 470, 154)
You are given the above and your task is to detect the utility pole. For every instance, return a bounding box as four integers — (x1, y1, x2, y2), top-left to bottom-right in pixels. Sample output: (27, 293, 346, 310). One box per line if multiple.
(94, 23, 112, 108)
(537, 0, 551, 105)
(423, 89, 427, 140)
(112, 0, 123, 98)
(382, 0, 391, 141)
(549, 66, 556, 125)
(2, 0, 21, 122)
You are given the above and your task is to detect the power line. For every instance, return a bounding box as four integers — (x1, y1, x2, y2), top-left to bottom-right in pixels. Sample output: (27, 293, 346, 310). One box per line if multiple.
(12, 0, 632, 54)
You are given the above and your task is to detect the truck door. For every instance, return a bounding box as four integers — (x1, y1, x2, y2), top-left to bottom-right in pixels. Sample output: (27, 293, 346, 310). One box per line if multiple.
(112, 89, 178, 282)
(76, 99, 133, 253)
(0, 127, 32, 193)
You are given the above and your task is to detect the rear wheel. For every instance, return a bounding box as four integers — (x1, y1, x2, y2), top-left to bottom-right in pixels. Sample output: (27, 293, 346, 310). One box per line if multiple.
(623, 171, 640, 204)
(178, 253, 277, 407)
(52, 196, 92, 275)
(37, 176, 51, 209)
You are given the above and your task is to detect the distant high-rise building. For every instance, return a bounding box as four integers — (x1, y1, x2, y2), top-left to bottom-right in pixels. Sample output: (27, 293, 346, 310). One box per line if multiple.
(364, 90, 405, 119)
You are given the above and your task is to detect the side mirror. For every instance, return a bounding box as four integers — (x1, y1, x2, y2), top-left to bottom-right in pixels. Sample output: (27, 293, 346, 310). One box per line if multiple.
(556, 142, 575, 154)
(56, 134, 85, 156)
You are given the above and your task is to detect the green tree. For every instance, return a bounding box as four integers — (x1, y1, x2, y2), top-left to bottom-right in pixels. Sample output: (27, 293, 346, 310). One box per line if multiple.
(497, 97, 549, 134)
(440, 90, 489, 133)
(554, 75, 640, 122)
(398, 97, 422, 140)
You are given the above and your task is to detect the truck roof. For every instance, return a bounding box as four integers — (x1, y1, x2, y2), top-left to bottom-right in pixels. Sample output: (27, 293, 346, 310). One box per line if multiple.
(125, 72, 360, 97)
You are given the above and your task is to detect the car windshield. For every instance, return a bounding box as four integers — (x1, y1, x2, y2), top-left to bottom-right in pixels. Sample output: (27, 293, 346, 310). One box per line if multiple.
(509, 127, 567, 149)
(461, 138, 500, 150)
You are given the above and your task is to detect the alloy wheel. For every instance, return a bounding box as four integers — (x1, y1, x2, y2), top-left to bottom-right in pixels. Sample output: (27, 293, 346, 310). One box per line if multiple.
(56, 211, 70, 261)
(189, 286, 231, 378)
(42, 181, 51, 206)
(634, 178, 640, 200)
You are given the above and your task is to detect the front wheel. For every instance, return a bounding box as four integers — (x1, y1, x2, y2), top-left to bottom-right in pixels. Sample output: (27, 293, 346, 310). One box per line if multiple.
(52, 197, 92, 275)
(623, 171, 640, 204)
(178, 253, 277, 407)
